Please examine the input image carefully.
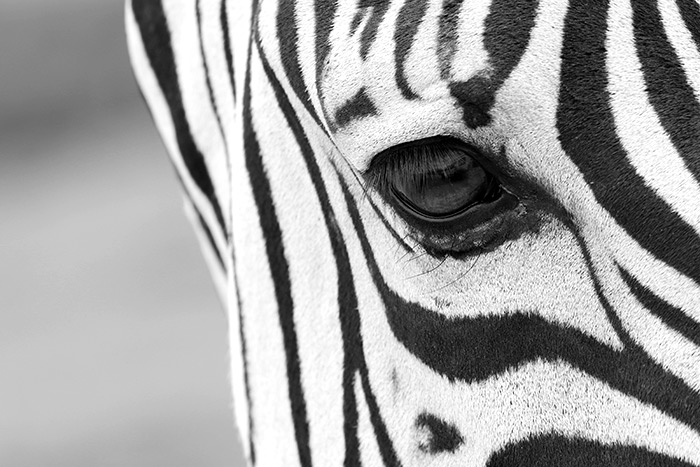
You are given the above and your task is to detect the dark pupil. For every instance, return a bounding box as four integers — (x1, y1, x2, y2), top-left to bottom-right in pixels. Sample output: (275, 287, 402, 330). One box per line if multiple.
(392, 156, 491, 218)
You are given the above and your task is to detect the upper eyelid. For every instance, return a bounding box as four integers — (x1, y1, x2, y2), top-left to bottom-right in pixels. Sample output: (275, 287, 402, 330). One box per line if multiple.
(362, 136, 487, 191)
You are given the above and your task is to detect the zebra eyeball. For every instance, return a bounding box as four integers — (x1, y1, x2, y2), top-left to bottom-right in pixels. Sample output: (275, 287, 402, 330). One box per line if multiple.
(390, 151, 501, 221)
(365, 136, 525, 254)
(367, 137, 503, 223)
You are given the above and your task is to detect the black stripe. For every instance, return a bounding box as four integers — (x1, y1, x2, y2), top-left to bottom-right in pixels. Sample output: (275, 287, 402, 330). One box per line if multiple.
(314, 0, 336, 92)
(437, 0, 464, 79)
(556, 2, 700, 284)
(197, 0, 227, 153)
(394, 0, 429, 100)
(364, 195, 415, 254)
(243, 35, 312, 467)
(256, 34, 367, 466)
(132, 0, 227, 232)
(196, 0, 234, 238)
(338, 151, 700, 432)
(487, 434, 696, 467)
(619, 266, 700, 347)
(632, 0, 700, 183)
(448, 0, 538, 128)
(275, 0, 323, 127)
(221, 0, 236, 103)
(238, 3, 261, 463)
(358, 0, 391, 59)
(359, 367, 403, 467)
(170, 167, 226, 273)
(231, 235, 255, 465)
(337, 173, 404, 467)
(677, 0, 700, 50)
(334, 87, 378, 128)
(482, 0, 539, 92)
(195, 206, 225, 270)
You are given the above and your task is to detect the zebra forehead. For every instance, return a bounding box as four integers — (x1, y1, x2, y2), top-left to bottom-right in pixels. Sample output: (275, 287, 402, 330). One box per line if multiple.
(258, 0, 581, 172)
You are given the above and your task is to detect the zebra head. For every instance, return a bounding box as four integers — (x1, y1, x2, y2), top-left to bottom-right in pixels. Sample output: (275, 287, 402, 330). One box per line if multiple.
(127, 0, 700, 465)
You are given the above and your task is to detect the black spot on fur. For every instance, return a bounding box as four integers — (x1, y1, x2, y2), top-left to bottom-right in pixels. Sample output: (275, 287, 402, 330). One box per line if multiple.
(334, 88, 378, 128)
(447, 0, 538, 128)
(415, 413, 464, 454)
(449, 77, 494, 128)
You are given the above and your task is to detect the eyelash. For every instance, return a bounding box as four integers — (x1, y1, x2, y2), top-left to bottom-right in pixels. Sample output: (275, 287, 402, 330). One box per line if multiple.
(362, 137, 526, 256)
(363, 139, 475, 194)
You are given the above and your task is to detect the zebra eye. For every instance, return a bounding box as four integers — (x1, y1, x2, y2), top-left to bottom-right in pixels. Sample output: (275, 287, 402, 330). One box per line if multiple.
(367, 137, 503, 223)
(390, 152, 501, 221)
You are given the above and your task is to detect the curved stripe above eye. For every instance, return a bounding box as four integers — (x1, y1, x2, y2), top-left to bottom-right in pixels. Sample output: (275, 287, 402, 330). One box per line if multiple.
(355, 0, 391, 59)
(394, 0, 429, 100)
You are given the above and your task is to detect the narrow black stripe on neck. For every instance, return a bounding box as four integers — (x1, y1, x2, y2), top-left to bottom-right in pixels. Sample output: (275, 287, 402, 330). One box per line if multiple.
(242, 38, 311, 467)
(132, 0, 227, 232)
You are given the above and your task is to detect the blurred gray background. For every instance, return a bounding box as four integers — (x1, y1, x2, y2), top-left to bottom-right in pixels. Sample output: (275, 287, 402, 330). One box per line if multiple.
(1, 1, 244, 465)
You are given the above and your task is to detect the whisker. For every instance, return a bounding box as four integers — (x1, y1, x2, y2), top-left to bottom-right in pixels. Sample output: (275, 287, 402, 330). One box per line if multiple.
(405, 256, 448, 280)
(427, 253, 481, 294)
(406, 251, 428, 264)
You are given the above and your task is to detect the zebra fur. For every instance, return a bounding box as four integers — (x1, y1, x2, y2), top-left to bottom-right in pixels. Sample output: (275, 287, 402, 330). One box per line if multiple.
(126, 0, 700, 465)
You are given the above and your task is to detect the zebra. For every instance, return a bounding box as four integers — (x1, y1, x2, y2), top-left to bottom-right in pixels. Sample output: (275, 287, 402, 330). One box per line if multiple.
(126, 0, 700, 465)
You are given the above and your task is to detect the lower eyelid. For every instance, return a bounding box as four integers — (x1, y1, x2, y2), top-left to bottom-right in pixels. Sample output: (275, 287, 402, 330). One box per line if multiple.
(402, 196, 541, 257)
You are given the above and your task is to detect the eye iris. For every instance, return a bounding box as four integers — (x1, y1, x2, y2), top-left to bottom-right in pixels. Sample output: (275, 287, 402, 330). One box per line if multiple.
(392, 155, 494, 218)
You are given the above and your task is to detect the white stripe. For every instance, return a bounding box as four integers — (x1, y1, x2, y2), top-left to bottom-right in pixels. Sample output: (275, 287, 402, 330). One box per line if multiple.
(586, 238, 700, 393)
(614, 237, 700, 327)
(355, 372, 385, 466)
(220, 4, 256, 453)
(450, 0, 493, 82)
(232, 47, 302, 467)
(491, 0, 700, 396)
(659, 0, 700, 104)
(335, 175, 700, 464)
(252, 50, 346, 467)
(199, 0, 237, 235)
(161, 0, 231, 244)
(199, 0, 236, 141)
(126, 3, 227, 278)
(404, 0, 449, 100)
(182, 197, 227, 302)
(606, 0, 700, 236)
(295, 0, 334, 131)
(224, 0, 251, 105)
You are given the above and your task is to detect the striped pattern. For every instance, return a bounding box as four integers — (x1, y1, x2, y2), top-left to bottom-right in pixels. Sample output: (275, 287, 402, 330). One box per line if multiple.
(126, 0, 700, 465)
